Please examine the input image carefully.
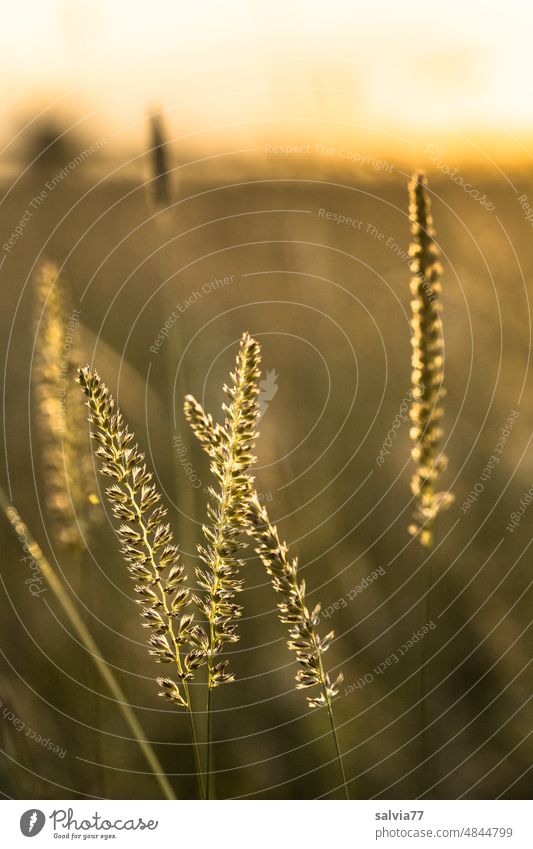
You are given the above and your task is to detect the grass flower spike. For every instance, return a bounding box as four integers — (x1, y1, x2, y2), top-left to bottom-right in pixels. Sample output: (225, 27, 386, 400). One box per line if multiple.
(77, 367, 206, 707)
(185, 336, 347, 797)
(248, 495, 343, 708)
(34, 262, 99, 551)
(407, 172, 453, 547)
(185, 332, 260, 798)
(184, 332, 261, 688)
(248, 495, 347, 797)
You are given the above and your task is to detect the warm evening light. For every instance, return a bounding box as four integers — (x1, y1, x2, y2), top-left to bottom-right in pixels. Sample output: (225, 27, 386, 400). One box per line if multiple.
(1, 0, 533, 163)
(1, 0, 532, 823)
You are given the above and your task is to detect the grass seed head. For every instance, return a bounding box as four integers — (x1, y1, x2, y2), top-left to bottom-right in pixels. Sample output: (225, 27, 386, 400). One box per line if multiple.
(34, 261, 100, 552)
(247, 493, 344, 709)
(184, 332, 261, 688)
(407, 172, 454, 547)
(77, 366, 206, 708)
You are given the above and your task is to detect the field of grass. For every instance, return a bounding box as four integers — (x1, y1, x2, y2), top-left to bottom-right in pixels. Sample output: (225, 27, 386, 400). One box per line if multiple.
(1, 142, 532, 799)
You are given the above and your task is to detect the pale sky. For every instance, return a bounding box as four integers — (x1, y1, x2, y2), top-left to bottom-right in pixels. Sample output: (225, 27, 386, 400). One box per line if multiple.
(1, 0, 532, 162)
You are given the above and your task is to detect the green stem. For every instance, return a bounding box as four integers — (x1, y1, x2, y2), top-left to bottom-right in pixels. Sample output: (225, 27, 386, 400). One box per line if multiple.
(325, 698, 350, 800)
(312, 623, 349, 800)
(0, 486, 176, 801)
(419, 555, 432, 796)
(206, 685, 213, 799)
(184, 681, 206, 799)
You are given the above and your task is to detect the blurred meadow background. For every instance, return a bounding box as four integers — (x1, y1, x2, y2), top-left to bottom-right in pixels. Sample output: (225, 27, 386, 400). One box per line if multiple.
(1, 0, 533, 800)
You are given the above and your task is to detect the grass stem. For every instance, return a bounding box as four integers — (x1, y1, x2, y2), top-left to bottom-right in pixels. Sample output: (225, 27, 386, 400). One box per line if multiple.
(0, 485, 176, 800)
(315, 640, 349, 800)
(183, 681, 206, 799)
(419, 556, 433, 797)
(325, 698, 350, 800)
(206, 686, 213, 799)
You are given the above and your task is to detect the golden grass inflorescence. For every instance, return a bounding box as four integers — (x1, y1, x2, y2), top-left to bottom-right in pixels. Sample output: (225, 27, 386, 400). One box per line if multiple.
(248, 494, 343, 709)
(77, 367, 207, 710)
(184, 332, 348, 797)
(34, 261, 99, 551)
(407, 172, 454, 547)
(248, 494, 348, 797)
(183, 333, 344, 708)
(184, 332, 261, 689)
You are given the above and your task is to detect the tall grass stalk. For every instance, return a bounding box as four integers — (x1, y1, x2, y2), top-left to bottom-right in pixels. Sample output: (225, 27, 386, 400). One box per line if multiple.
(77, 367, 207, 798)
(407, 171, 453, 547)
(184, 332, 261, 798)
(248, 494, 348, 799)
(407, 172, 453, 795)
(184, 335, 348, 798)
(0, 485, 175, 800)
(33, 258, 108, 787)
(33, 261, 100, 551)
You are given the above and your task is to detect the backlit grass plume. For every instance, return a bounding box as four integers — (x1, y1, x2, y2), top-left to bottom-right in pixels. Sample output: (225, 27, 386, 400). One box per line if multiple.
(77, 368, 207, 708)
(248, 494, 343, 709)
(248, 495, 348, 797)
(407, 172, 453, 547)
(185, 335, 348, 796)
(34, 261, 99, 551)
(184, 332, 261, 688)
(185, 332, 260, 798)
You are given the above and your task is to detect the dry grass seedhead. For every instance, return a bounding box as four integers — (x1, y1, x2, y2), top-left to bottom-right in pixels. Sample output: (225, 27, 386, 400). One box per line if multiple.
(184, 332, 261, 688)
(248, 494, 343, 709)
(34, 261, 99, 552)
(77, 367, 207, 708)
(407, 172, 453, 547)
